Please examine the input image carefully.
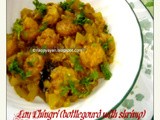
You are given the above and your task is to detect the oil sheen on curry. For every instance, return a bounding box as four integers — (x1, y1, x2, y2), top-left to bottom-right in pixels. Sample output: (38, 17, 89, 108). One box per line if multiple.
(7, 0, 115, 109)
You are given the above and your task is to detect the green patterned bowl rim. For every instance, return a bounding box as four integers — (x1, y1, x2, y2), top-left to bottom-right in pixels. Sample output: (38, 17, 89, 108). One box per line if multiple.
(97, 1, 144, 119)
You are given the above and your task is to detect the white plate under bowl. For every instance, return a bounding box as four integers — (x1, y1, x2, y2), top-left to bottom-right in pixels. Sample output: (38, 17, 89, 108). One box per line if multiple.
(7, 0, 143, 119)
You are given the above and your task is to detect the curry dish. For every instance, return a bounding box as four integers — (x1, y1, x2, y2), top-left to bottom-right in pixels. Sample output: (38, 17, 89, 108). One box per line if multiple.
(7, 0, 115, 109)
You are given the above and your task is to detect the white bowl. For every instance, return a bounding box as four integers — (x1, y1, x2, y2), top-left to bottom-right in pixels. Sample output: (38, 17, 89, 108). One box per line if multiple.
(7, 0, 143, 119)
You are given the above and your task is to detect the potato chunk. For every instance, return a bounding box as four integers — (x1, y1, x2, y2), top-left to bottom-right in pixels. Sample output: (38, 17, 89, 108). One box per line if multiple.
(7, 34, 19, 58)
(14, 83, 39, 101)
(80, 43, 105, 68)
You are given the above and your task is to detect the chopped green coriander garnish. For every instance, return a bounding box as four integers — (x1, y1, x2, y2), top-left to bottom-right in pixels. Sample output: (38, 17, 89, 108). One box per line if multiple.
(80, 77, 90, 86)
(78, 90, 91, 98)
(8, 59, 23, 74)
(80, 70, 99, 86)
(70, 55, 83, 71)
(102, 42, 108, 51)
(8, 59, 32, 80)
(68, 80, 79, 95)
(33, 0, 47, 16)
(60, 0, 75, 11)
(39, 22, 48, 32)
(100, 62, 112, 80)
(25, 71, 32, 78)
(27, 61, 34, 67)
(61, 86, 70, 96)
(89, 71, 99, 80)
(103, 24, 109, 34)
(101, 39, 113, 51)
(78, 2, 85, 10)
(27, 57, 38, 67)
(12, 19, 23, 40)
(40, 45, 47, 55)
(73, 12, 91, 25)
(61, 80, 79, 96)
